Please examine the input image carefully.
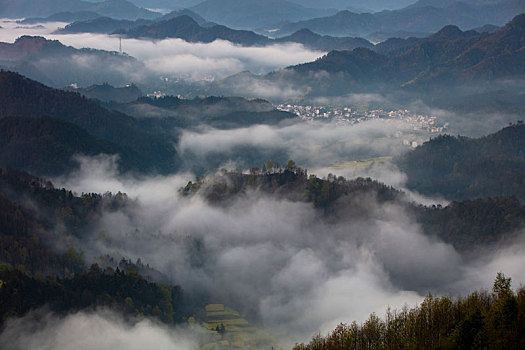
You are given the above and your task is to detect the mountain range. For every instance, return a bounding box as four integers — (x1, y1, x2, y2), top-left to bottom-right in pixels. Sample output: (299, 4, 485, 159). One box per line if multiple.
(0, 70, 178, 175)
(0, 0, 160, 20)
(273, 0, 525, 37)
(0, 36, 144, 88)
(66, 82, 143, 103)
(56, 8, 208, 33)
(119, 15, 270, 45)
(0, 70, 298, 176)
(60, 15, 374, 52)
(286, 0, 416, 12)
(126, 0, 202, 10)
(397, 123, 525, 200)
(188, 0, 337, 30)
(19, 11, 102, 24)
(211, 13, 525, 99)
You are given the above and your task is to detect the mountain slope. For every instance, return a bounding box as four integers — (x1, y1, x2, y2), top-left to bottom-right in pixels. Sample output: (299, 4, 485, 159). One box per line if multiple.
(275, 29, 374, 51)
(396, 123, 525, 200)
(20, 11, 102, 25)
(0, 36, 144, 88)
(58, 17, 152, 34)
(0, 0, 160, 20)
(288, 0, 416, 11)
(0, 116, 138, 176)
(67, 83, 143, 103)
(190, 0, 336, 30)
(60, 15, 374, 51)
(0, 71, 179, 175)
(121, 15, 270, 45)
(262, 14, 525, 95)
(275, 0, 525, 37)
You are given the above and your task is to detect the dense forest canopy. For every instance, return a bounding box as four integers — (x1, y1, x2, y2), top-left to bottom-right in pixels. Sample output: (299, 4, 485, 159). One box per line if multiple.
(294, 273, 525, 350)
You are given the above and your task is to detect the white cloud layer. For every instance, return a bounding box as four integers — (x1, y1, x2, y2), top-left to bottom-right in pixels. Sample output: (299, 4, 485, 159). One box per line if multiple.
(0, 310, 201, 350)
(51, 155, 525, 345)
(0, 19, 324, 80)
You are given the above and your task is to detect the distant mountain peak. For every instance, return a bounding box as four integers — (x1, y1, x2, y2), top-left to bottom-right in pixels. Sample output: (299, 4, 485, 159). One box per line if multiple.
(287, 28, 321, 39)
(10, 36, 65, 52)
(15, 36, 52, 43)
(432, 25, 465, 39)
(507, 12, 525, 29)
(164, 15, 200, 26)
(295, 28, 317, 35)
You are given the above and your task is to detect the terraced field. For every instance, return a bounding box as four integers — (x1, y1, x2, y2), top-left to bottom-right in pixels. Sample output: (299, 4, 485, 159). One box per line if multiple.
(197, 304, 275, 350)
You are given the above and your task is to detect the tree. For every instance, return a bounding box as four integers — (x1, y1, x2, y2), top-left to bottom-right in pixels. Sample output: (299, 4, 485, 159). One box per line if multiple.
(493, 272, 512, 299)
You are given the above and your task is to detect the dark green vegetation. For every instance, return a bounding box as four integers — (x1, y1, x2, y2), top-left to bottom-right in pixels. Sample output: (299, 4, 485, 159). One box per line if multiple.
(413, 196, 525, 251)
(0, 168, 189, 325)
(0, 161, 523, 329)
(0, 158, 524, 339)
(294, 273, 525, 350)
(107, 95, 295, 129)
(182, 162, 525, 252)
(0, 70, 179, 176)
(0, 116, 136, 176)
(66, 83, 143, 103)
(0, 264, 185, 325)
(397, 123, 525, 201)
(0, 168, 126, 275)
(0, 70, 298, 176)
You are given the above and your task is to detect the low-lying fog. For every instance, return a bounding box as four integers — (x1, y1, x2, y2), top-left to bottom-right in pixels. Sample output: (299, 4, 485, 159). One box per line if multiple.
(0, 18, 324, 80)
(46, 152, 524, 346)
(1, 16, 524, 350)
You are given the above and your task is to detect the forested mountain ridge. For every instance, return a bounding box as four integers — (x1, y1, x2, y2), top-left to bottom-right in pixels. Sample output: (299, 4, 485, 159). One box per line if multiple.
(0, 36, 145, 88)
(277, 13, 525, 91)
(106, 95, 296, 129)
(275, 29, 374, 52)
(274, 0, 524, 37)
(0, 168, 127, 277)
(182, 161, 525, 251)
(120, 15, 270, 46)
(223, 13, 524, 101)
(0, 264, 186, 326)
(295, 273, 525, 350)
(0, 162, 523, 340)
(0, 116, 139, 176)
(397, 123, 525, 201)
(0, 70, 179, 175)
(66, 83, 143, 103)
(0, 71, 300, 176)
(55, 9, 208, 34)
(60, 15, 374, 52)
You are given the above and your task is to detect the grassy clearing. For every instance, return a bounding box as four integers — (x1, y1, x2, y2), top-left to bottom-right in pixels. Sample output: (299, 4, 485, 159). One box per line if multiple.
(197, 304, 276, 350)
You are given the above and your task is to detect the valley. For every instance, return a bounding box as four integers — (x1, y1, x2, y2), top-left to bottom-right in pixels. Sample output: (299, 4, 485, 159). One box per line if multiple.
(0, 0, 524, 349)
